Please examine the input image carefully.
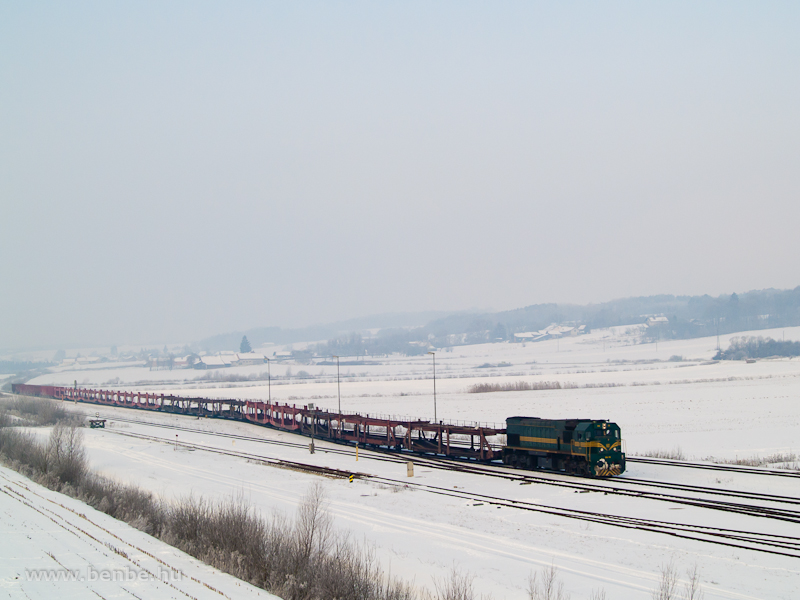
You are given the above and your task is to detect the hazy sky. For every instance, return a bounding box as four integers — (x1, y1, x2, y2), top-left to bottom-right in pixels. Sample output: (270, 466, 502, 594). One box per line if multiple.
(2, 2, 799, 350)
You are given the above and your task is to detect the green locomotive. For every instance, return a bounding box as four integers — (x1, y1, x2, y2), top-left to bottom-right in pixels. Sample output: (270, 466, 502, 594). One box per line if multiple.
(503, 417, 625, 476)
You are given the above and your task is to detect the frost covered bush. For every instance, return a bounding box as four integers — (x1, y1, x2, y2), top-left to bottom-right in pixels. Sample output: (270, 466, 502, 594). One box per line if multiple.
(0, 395, 69, 426)
(0, 422, 86, 488)
(158, 482, 416, 600)
(78, 475, 165, 533)
(703, 452, 799, 469)
(164, 494, 270, 586)
(47, 422, 87, 485)
(468, 381, 570, 393)
(0, 427, 42, 467)
(640, 447, 686, 460)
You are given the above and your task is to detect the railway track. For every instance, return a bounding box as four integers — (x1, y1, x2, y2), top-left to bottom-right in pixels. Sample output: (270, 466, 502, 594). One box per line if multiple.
(627, 456, 800, 478)
(103, 427, 800, 559)
(98, 413, 800, 518)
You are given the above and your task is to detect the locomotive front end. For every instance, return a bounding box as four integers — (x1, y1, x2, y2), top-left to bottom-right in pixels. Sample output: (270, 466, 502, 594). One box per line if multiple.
(584, 421, 625, 476)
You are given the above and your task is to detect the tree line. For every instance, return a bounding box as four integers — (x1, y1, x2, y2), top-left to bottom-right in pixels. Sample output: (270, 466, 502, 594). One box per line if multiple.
(713, 336, 800, 360)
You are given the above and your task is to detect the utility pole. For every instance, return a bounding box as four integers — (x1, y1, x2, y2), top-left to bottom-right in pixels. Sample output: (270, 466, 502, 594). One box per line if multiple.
(266, 357, 271, 403)
(427, 351, 437, 423)
(333, 355, 341, 437)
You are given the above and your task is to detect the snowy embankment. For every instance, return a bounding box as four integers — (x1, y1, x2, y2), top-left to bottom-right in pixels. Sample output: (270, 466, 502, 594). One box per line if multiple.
(0, 463, 277, 600)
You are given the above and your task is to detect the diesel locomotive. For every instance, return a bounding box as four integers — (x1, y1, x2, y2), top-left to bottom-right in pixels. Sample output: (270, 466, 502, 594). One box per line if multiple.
(504, 417, 625, 476)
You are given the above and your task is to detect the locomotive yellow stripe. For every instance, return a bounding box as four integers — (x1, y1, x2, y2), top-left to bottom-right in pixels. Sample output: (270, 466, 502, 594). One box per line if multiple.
(574, 441, 622, 450)
(519, 436, 558, 445)
(506, 446, 586, 457)
(519, 437, 621, 451)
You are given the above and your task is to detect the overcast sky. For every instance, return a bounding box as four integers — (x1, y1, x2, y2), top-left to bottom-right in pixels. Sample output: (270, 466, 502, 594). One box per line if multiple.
(2, 2, 799, 351)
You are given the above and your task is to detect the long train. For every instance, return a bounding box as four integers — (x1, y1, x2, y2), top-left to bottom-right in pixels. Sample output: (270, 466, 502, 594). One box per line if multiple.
(10, 383, 625, 476)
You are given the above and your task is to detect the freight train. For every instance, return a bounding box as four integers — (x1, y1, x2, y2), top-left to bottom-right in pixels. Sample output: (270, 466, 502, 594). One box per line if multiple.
(10, 383, 625, 477)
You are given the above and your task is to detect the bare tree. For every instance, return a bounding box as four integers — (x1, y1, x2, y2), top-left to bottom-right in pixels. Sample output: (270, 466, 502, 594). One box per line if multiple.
(682, 564, 703, 600)
(528, 564, 569, 600)
(294, 481, 332, 563)
(48, 422, 87, 484)
(430, 567, 476, 600)
(652, 561, 679, 600)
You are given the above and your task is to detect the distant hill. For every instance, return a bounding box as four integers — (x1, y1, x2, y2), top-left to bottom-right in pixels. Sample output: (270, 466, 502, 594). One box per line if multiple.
(199, 287, 800, 355)
(197, 310, 453, 353)
(431, 287, 800, 342)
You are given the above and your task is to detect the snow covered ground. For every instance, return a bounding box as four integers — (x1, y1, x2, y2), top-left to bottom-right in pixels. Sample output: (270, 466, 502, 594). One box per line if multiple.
(0, 463, 279, 600)
(21, 408, 800, 600)
(17, 325, 800, 598)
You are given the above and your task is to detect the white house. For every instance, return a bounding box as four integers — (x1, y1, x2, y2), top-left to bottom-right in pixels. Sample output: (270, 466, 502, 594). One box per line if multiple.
(236, 353, 267, 366)
(646, 316, 669, 327)
(196, 355, 231, 369)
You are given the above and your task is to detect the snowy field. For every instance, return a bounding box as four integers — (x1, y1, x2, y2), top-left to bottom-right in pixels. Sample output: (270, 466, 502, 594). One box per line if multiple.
(16, 325, 800, 598)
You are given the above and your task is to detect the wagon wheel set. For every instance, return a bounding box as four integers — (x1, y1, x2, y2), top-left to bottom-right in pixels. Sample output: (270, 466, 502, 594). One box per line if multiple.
(503, 451, 591, 477)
